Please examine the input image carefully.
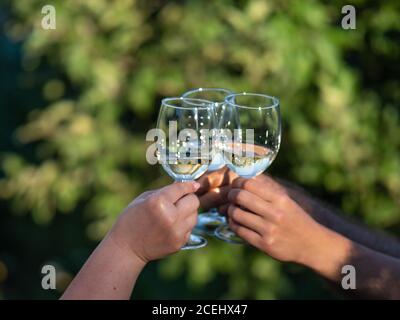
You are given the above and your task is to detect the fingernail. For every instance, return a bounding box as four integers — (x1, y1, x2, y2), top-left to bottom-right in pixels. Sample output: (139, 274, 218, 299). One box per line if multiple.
(192, 182, 201, 190)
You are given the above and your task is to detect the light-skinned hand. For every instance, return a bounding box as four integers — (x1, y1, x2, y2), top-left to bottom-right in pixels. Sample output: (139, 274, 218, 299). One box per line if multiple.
(109, 181, 201, 264)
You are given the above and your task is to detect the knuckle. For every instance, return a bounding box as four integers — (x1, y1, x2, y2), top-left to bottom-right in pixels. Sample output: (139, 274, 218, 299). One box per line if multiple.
(276, 191, 288, 205)
(147, 194, 165, 210)
(274, 211, 284, 223)
(242, 179, 254, 191)
(267, 237, 276, 246)
(231, 206, 240, 220)
(236, 190, 246, 203)
(189, 194, 200, 209)
(263, 236, 275, 248)
(161, 212, 174, 229)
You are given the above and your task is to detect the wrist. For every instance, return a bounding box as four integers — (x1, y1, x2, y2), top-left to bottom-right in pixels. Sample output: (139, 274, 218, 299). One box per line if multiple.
(106, 229, 148, 270)
(297, 223, 353, 281)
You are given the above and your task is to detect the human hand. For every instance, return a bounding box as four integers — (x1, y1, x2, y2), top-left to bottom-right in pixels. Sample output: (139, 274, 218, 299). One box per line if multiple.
(227, 175, 331, 265)
(109, 182, 201, 264)
(196, 167, 237, 214)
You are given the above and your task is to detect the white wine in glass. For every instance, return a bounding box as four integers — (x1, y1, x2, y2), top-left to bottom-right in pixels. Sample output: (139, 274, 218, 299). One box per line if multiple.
(223, 143, 277, 178)
(156, 97, 216, 250)
(216, 92, 281, 244)
(161, 153, 209, 182)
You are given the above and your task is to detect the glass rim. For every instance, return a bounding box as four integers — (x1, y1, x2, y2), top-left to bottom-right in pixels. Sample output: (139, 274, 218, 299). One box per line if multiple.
(225, 92, 280, 110)
(182, 87, 233, 103)
(161, 97, 214, 110)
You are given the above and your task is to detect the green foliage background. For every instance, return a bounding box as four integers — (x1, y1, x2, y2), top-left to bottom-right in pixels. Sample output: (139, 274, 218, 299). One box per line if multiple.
(0, 0, 399, 299)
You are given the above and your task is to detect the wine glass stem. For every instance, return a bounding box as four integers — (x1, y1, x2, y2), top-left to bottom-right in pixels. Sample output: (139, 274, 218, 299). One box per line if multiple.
(175, 178, 207, 250)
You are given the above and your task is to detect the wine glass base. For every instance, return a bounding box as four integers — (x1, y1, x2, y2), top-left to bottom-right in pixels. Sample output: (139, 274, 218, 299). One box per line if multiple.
(214, 225, 244, 244)
(193, 212, 226, 236)
(181, 234, 208, 250)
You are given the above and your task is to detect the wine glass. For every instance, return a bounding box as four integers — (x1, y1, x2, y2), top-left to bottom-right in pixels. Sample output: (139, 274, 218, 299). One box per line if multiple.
(156, 97, 216, 250)
(182, 88, 232, 235)
(215, 92, 281, 244)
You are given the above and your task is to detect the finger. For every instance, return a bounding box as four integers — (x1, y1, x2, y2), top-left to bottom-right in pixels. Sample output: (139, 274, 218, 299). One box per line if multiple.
(229, 220, 261, 245)
(175, 229, 192, 249)
(197, 167, 235, 194)
(128, 189, 158, 206)
(228, 188, 278, 222)
(183, 230, 191, 244)
(140, 190, 158, 200)
(196, 167, 228, 194)
(231, 175, 282, 203)
(160, 181, 200, 203)
(183, 212, 198, 232)
(257, 174, 284, 188)
(198, 185, 230, 210)
(228, 205, 266, 236)
(175, 194, 200, 218)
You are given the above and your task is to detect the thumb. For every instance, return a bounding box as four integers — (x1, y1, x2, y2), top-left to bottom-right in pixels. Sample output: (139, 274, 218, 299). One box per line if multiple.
(159, 181, 201, 203)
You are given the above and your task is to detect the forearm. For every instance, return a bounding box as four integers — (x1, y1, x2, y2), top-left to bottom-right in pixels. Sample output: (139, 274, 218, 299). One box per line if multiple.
(278, 178, 400, 259)
(302, 225, 400, 299)
(61, 234, 146, 300)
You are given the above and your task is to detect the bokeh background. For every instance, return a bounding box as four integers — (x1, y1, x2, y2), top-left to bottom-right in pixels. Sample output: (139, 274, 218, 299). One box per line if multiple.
(0, 0, 399, 299)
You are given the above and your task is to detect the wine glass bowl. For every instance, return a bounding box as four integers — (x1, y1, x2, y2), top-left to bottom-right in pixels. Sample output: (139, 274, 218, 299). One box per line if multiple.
(216, 92, 281, 244)
(156, 97, 216, 249)
(157, 97, 215, 182)
(181, 88, 233, 235)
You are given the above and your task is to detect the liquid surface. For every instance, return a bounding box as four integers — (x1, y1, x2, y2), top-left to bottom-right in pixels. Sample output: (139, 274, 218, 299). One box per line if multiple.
(223, 143, 276, 178)
(208, 152, 225, 171)
(162, 161, 208, 181)
(158, 143, 210, 181)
